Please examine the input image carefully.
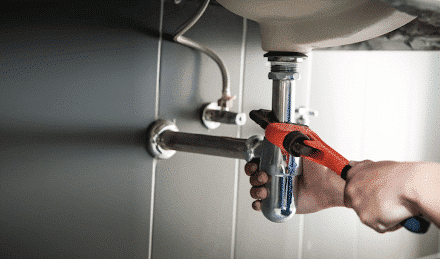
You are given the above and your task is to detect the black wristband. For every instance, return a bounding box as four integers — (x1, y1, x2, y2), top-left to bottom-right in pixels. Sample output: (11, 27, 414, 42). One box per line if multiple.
(341, 165, 352, 180)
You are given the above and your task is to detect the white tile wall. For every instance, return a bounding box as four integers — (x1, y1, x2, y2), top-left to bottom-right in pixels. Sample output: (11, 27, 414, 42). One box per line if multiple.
(308, 51, 440, 259)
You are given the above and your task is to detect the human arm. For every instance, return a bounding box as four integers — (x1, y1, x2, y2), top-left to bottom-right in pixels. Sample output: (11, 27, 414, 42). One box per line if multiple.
(410, 162, 440, 228)
(344, 160, 440, 233)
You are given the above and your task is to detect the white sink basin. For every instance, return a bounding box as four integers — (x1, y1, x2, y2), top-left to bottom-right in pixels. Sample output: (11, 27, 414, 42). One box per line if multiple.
(217, 0, 416, 53)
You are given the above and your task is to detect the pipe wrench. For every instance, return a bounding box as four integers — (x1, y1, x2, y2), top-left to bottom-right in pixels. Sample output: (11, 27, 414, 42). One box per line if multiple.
(250, 109, 431, 234)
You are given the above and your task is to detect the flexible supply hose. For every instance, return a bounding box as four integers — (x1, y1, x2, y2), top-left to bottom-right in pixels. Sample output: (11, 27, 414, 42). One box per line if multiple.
(173, 0, 233, 110)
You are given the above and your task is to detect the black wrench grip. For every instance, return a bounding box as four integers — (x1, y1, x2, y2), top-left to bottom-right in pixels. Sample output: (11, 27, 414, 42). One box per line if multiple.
(341, 165, 430, 234)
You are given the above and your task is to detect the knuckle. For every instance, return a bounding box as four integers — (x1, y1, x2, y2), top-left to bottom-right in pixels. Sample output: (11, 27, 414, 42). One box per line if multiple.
(359, 213, 371, 225)
(249, 173, 260, 186)
(252, 200, 261, 211)
(258, 187, 266, 199)
(359, 214, 388, 234)
(245, 163, 257, 176)
(250, 187, 257, 199)
(250, 171, 268, 186)
(250, 174, 257, 185)
(250, 187, 266, 199)
(257, 171, 268, 184)
(256, 187, 267, 199)
(376, 224, 388, 233)
(371, 223, 388, 233)
(361, 159, 373, 165)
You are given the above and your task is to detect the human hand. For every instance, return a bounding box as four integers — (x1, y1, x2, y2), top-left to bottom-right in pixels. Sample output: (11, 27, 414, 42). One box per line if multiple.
(244, 158, 346, 214)
(343, 160, 422, 233)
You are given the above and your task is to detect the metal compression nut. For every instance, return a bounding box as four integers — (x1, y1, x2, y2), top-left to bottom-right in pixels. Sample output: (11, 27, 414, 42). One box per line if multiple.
(268, 72, 300, 80)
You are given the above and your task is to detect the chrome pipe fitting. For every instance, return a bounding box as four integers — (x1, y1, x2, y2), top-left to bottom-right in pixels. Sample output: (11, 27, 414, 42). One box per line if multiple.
(259, 52, 306, 223)
(295, 106, 318, 126)
(146, 119, 179, 160)
(201, 102, 246, 130)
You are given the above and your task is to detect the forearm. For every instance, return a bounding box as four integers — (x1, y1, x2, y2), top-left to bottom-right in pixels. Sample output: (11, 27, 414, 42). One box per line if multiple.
(295, 160, 346, 214)
(407, 162, 440, 228)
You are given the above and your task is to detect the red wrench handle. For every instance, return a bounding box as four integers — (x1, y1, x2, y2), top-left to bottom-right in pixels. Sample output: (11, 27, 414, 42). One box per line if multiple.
(265, 123, 349, 175)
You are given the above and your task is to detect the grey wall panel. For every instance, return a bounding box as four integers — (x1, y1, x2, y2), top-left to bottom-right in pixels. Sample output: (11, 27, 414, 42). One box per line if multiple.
(1, 143, 151, 258)
(1, 22, 157, 130)
(152, 4, 244, 259)
(0, 22, 158, 258)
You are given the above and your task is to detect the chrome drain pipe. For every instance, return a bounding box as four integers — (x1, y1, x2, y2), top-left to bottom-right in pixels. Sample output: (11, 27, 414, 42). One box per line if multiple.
(259, 52, 306, 222)
(146, 52, 307, 224)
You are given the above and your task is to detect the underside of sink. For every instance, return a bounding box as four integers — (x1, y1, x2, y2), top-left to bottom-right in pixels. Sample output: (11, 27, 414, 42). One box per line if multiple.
(217, 0, 416, 52)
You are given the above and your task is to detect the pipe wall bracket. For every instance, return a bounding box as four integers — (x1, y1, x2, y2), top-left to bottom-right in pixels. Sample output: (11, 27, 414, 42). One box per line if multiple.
(146, 119, 179, 159)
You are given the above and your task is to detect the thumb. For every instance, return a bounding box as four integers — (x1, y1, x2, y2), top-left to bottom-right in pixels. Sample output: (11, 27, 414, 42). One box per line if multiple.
(348, 160, 361, 167)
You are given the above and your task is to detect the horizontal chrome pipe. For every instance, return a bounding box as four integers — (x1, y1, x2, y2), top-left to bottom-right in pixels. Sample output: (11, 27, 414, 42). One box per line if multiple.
(159, 130, 248, 160)
(146, 119, 262, 161)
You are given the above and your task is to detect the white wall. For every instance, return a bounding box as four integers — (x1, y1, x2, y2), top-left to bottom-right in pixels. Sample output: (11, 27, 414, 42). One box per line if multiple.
(1, 1, 439, 258)
(306, 51, 440, 259)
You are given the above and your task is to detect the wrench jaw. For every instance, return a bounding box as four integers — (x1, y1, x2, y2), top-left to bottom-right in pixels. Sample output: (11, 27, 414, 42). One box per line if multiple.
(282, 131, 322, 158)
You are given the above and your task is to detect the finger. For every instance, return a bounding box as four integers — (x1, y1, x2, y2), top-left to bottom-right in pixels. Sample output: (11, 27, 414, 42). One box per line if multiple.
(250, 171, 269, 187)
(386, 224, 403, 232)
(252, 200, 262, 211)
(344, 197, 352, 208)
(250, 186, 268, 199)
(371, 222, 403, 233)
(343, 190, 353, 208)
(245, 163, 258, 176)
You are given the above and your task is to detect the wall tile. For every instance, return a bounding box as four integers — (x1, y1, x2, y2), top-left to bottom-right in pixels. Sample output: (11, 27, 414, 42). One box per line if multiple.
(302, 51, 366, 259)
(358, 51, 439, 259)
(153, 4, 244, 258)
(0, 22, 158, 258)
(307, 51, 439, 259)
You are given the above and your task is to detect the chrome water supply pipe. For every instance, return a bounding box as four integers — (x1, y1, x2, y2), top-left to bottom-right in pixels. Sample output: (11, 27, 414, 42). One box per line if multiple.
(259, 52, 306, 222)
